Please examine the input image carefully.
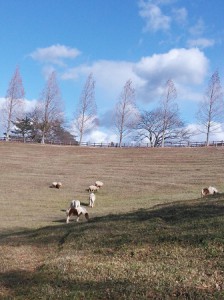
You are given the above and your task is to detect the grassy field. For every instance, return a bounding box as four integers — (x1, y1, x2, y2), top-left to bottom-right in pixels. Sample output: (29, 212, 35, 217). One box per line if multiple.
(0, 142, 223, 299)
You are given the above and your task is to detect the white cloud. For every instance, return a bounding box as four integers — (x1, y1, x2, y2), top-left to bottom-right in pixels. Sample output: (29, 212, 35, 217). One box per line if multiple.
(23, 99, 37, 113)
(139, 0, 171, 32)
(0, 97, 37, 113)
(135, 48, 208, 85)
(70, 119, 118, 143)
(134, 48, 209, 101)
(154, 0, 177, 4)
(187, 38, 215, 49)
(172, 7, 188, 25)
(42, 65, 56, 80)
(62, 48, 209, 106)
(62, 60, 137, 84)
(70, 114, 98, 139)
(189, 18, 205, 36)
(62, 60, 145, 102)
(187, 123, 224, 142)
(0, 97, 5, 109)
(84, 129, 118, 144)
(175, 84, 203, 103)
(30, 44, 81, 66)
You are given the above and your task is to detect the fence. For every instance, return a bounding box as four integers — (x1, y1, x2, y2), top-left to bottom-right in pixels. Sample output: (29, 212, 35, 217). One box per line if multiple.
(1, 137, 224, 148)
(79, 141, 224, 148)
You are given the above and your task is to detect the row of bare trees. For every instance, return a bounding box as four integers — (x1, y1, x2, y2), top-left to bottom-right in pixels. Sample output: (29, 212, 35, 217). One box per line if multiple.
(0, 66, 223, 146)
(1, 67, 72, 144)
(114, 71, 223, 147)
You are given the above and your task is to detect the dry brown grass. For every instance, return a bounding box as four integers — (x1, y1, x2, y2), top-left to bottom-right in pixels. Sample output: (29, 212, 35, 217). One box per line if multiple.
(0, 142, 224, 299)
(1, 142, 224, 231)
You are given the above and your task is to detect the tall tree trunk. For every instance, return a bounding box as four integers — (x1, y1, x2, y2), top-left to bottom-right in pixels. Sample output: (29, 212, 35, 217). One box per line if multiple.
(41, 132, 45, 144)
(79, 131, 83, 145)
(206, 122, 210, 146)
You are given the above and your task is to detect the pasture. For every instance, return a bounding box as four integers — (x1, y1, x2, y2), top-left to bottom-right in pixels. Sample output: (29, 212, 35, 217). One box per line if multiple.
(0, 143, 223, 299)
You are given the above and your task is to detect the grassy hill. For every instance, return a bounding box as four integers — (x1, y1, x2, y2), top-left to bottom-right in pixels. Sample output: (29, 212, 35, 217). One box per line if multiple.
(0, 143, 223, 299)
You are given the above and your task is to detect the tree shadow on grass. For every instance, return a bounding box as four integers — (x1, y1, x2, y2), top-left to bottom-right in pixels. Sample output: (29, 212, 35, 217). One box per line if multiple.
(62, 196, 224, 248)
(90, 196, 224, 227)
(0, 197, 223, 299)
(0, 268, 219, 300)
(0, 196, 224, 249)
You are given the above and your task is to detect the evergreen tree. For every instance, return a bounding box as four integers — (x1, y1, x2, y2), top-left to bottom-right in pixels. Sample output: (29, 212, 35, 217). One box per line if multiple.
(11, 116, 34, 142)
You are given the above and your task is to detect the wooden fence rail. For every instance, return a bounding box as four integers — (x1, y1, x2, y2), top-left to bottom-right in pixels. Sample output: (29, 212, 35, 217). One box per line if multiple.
(1, 137, 224, 148)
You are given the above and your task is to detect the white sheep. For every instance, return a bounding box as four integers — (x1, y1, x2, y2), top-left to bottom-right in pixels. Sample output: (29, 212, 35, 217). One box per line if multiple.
(88, 185, 99, 192)
(95, 181, 103, 188)
(201, 186, 218, 197)
(51, 182, 62, 189)
(70, 200, 81, 209)
(66, 206, 89, 223)
(208, 186, 218, 195)
(89, 192, 96, 208)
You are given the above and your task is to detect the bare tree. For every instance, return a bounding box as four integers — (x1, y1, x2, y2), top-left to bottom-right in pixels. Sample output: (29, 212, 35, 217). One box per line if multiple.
(114, 79, 139, 146)
(196, 70, 223, 146)
(37, 71, 64, 144)
(135, 108, 190, 147)
(160, 79, 177, 147)
(1, 66, 25, 141)
(73, 73, 97, 145)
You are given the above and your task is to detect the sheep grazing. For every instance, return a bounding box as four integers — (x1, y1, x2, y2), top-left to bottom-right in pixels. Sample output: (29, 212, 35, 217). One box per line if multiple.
(201, 188, 209, 197)
(95, 181, 103, 188)
(70, 200, 81, 209)
(51, 182, 62, 189)
(66, 206, 89, 223)
(88, 185, 99, 192)
(89, 192, 96, 208)
(201, 186, 218, 198)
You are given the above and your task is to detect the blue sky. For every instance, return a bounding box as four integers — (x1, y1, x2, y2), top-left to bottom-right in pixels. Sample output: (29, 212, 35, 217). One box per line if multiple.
(0, 0, 224, 142)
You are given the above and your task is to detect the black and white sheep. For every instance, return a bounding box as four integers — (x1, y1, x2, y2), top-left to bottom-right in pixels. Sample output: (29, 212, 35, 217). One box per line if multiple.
(201, 186, 218, 197)
(66, 206, 89, 223)
(51, 182, 62, 189)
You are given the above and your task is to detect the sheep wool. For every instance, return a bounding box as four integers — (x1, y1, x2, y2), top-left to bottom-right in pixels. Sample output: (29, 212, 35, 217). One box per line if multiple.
(95, 181, 104, 188)
(89, 192, 96, 208)
(51, 181, 62, 189)
(70, 200, 81, 209)
(201, 186, 218, 197)
(88, 185, 99, 192)
(66, 206, 89, 223)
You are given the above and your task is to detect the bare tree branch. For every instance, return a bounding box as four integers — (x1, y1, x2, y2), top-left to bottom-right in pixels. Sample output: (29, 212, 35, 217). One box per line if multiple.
(135, 106, 190, 147)
(1, 66, 25, 141)
(114, 79, 139, 146)
(196, 70, 223, 145)
(160, 79, 177, 147)
(73, 73, 97, 144)
(36, 71, 64, 144)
